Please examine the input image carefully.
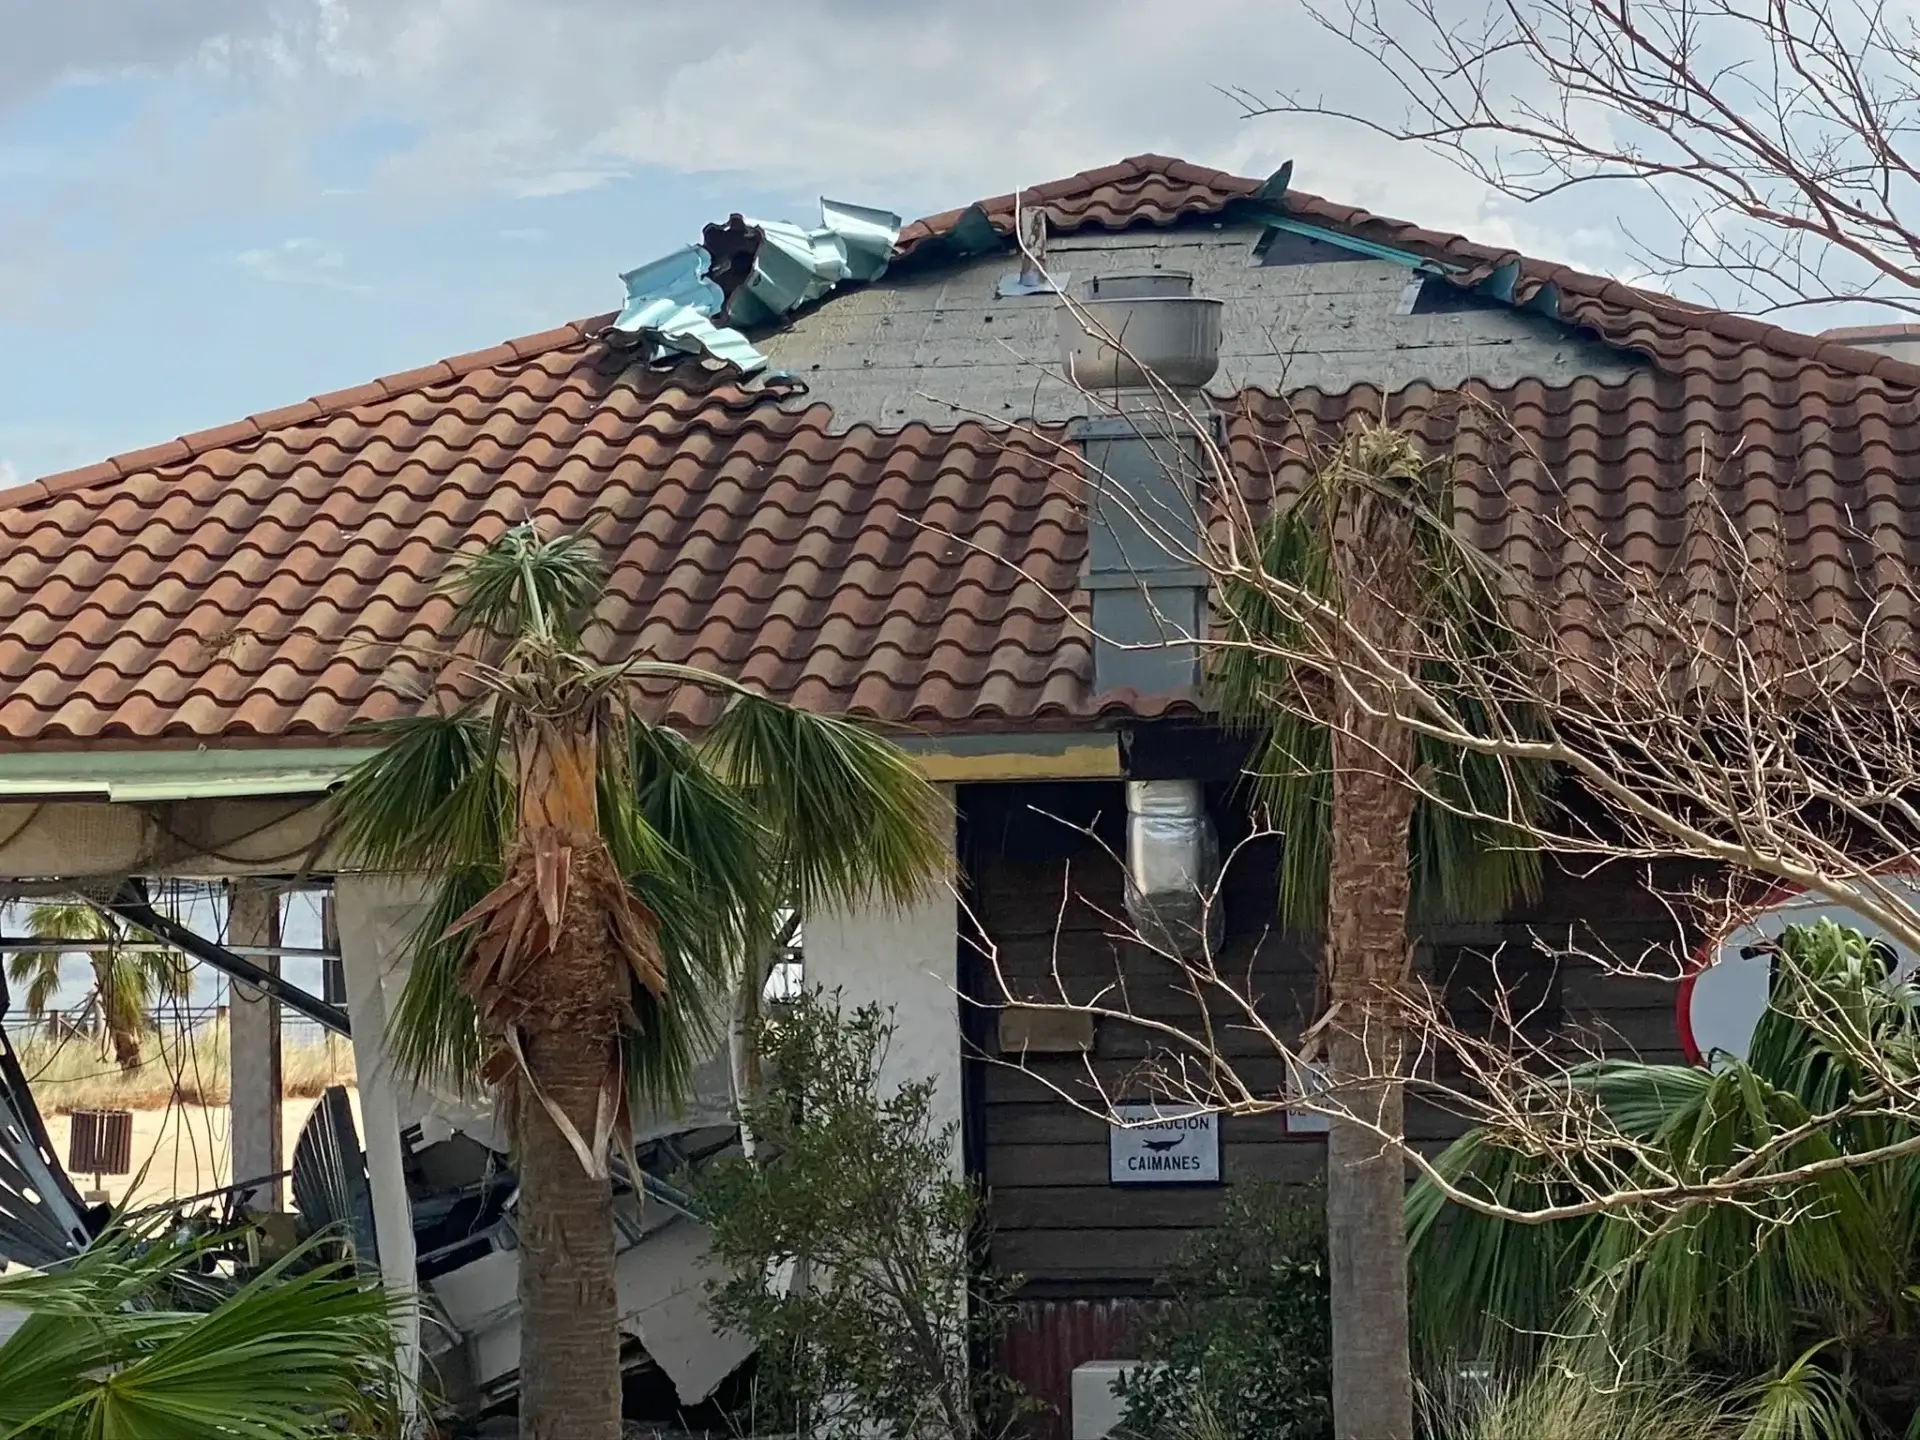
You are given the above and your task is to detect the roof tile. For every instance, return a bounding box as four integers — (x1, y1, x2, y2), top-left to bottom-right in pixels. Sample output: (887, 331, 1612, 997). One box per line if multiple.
(2, 154, 1918, 746)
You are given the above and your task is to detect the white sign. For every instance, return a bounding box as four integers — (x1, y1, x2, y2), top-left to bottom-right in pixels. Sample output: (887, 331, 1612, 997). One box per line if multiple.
(1109, 1103, 1221, 1184)
(1683, 876, 1920, 1064)
(1283, 1058, 1331, 1135)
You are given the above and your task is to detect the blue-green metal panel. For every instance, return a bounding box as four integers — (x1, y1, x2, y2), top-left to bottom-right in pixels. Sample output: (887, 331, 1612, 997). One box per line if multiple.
(1255, 214, 1441, 270)
(613, 197, 899, 373)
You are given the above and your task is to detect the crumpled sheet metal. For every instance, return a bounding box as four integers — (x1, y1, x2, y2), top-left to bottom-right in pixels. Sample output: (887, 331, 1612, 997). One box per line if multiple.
(611, 197, 901, 372)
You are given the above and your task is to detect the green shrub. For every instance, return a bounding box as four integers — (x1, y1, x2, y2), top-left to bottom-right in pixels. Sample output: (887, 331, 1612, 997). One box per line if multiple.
(1117, 1181, 1331, 1440)
(697, 991, 1028, 1440)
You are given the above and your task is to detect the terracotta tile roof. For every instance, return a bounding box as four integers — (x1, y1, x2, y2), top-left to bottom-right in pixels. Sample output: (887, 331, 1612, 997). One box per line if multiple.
(0, 153, 1915, 747)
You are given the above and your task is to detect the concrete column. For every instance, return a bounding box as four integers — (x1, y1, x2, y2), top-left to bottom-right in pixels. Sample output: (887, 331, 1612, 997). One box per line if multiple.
(801, 790, 962, 1173)
(227, 880, 282, 1211)
(333, 874, 427, 1412)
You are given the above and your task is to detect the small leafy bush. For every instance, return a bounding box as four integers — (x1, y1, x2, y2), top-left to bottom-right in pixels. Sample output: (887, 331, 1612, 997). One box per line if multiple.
(1117, 1181, 1332, 1440)
(697, 990, 1028, 1440)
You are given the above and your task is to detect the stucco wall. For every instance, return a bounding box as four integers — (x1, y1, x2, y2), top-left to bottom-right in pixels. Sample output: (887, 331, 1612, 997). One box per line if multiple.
(801, 787, 962, 1173)
(759, 221, 1640, 433)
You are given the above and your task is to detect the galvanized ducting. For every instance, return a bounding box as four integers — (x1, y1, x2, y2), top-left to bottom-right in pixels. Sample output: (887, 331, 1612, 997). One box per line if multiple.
(1124, 779, 1222, 960)
(1060, 270, 1222, 700)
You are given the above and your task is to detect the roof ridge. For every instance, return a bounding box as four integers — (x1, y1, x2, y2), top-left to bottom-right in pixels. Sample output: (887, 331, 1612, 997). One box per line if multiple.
(17, 152, 1920, 524)
(1277, 187, 1920, 389)
(0, 310, 619, 514)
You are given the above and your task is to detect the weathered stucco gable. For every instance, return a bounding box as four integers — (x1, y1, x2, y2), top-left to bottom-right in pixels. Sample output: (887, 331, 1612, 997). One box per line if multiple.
(759, 220, 1644, 432)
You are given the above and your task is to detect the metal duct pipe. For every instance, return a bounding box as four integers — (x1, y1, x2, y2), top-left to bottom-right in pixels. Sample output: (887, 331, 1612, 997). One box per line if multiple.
(1124, 779, 1222, 960)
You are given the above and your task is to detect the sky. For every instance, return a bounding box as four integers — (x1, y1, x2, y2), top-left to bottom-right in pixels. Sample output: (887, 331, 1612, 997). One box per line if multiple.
(0, 0, 1646, 486)
(1, 888, 331, 1029)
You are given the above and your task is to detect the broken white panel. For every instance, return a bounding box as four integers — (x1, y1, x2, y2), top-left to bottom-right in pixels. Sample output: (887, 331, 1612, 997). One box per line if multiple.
(631, 1043, 735, 1147)
(431, 1215, 750, 1404)
(615, 1216, 754, 1403)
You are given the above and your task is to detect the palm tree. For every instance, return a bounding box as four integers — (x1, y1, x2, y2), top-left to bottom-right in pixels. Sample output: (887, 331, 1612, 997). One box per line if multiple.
(0, 1223, 404, 1438)
(1216, 423, 1549, 1440)
(6, 901, 190, 1071)
(331, 524, 948, 1440)
(1409, 920, 1920, 1438)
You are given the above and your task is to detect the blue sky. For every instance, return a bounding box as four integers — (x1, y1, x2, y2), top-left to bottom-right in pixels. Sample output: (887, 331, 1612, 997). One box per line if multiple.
(0, 0, 1656, 486)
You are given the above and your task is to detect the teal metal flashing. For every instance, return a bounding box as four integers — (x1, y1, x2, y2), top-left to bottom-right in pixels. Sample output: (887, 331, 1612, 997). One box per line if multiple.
(0, 748, 385, 802)
(943, 203, 1004, 260)
(1254, 213, 1443, 271)
(1247, 162, 1561, 320)
(1478, 259, 1522, 304)
(1255, 161, 1293, 203)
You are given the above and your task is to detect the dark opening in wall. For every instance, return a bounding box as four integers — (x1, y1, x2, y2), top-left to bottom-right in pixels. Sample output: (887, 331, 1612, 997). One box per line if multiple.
(1253, 227, 1353, 266)
(1409, 278, 1511, 315)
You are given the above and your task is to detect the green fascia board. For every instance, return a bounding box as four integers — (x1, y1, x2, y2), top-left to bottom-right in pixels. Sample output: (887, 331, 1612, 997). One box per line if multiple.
(0, 748, 384, 802)
(1249, 211, 1566, 322)
(0, 731, 1123, 802)
(1251, 213, 1450, 271)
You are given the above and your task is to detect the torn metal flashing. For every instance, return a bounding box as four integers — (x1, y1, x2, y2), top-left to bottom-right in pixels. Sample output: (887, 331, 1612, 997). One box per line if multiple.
(610, 197, 902, 372)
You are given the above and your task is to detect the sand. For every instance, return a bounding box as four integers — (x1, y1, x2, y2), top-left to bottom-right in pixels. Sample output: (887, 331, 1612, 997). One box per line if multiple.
(39, 1092, 364, 1212)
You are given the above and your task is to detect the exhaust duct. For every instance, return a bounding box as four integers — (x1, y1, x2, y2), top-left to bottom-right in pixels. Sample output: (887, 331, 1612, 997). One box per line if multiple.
(1124, 779, 1222, 960)
(1061, 271, 1223, 700)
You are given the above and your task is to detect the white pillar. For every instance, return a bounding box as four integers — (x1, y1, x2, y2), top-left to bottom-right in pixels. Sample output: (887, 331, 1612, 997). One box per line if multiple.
(802, 791, 962, 1173)
(227, 881, 282, 1211)
(333, 874, 428, 1413)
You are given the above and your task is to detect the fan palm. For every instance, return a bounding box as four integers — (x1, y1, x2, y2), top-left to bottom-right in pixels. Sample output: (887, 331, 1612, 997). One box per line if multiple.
(331, 524, 948, 1440)
(0, 1224, 404, 1439)
(1408, 920, 1920, 1437)
(1213, 422, 1550, 1440)
(5, 902, 190, 1072)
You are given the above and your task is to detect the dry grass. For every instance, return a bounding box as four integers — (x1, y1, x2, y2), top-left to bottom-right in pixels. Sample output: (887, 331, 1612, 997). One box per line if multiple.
(13, 1021, 356, 1114)
(1422, 1368, 1746, 1440)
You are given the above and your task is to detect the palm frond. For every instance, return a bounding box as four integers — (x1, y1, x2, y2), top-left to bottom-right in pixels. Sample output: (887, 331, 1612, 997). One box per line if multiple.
(1213, 422, 1550, 930)
(442, 522, 604, 645)
(4, 951, 59, 1018)
(24, 901, 115, 945)
(333, 709, 510, 874)
(1411, 922, 1920, 1420)
(608, 721, 768, 1104)
(701, 694, 951, 915)
(1738, 1344, 1867, 1440)
(383, 867, 494, 1099)
(0, 1225, 401, 1440)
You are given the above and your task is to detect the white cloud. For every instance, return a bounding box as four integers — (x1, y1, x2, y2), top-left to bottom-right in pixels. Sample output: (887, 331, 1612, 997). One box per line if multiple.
(0, 459, 18, 489)
(1, 0, 1633, 312)
(236, 236, 371, 291)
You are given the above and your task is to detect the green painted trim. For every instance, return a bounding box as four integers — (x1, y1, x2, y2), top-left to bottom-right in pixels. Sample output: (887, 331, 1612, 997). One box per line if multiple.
(1254, 214, 1454, 271)
(0, 748, 384, 802)
(0, 731, 1124, 801)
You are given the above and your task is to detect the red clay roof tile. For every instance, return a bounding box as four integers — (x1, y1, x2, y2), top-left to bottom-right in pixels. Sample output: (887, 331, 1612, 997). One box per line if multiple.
(1, 154, 1917, 747)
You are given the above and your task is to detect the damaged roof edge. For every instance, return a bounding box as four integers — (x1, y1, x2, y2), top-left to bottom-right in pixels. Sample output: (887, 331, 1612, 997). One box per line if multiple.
(611, 196, 902, 373)
(0, 731, 1120, 802)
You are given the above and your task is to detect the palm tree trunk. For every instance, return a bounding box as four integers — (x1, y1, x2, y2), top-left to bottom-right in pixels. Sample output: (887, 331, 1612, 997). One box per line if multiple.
(729, 946, 766, 1161)
(515, 1016, 622, 1440)
(502, 718, 630, 1440)
(93, 955, 142, 1071)
(1324, 494, 1420, 1440)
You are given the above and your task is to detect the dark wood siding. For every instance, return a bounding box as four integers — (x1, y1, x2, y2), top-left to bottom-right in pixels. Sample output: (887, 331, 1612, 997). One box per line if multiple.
(961, 780, 1697, 1297)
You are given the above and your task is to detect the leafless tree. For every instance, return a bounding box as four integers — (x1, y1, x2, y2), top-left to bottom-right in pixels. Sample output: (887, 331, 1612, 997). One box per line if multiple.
(1233, 0, 1920, 317)
(965, 364, 1920, 1224)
